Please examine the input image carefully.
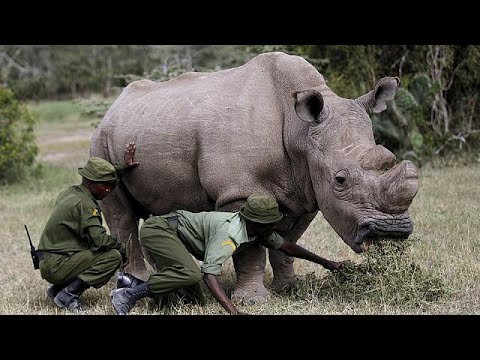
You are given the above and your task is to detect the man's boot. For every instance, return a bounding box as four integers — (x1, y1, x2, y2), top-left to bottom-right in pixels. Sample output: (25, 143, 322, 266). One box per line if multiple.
(110, 282, 151, 315)
(47, 283, 64, 300)
(47, 279, 75, 300)
(54, 278, 90, 312)
(116, 271, 144, 289)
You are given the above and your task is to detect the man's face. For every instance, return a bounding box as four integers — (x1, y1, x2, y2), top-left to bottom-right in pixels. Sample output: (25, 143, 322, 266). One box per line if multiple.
(89, 181, 116, 200)
(246, 222, 276, 238)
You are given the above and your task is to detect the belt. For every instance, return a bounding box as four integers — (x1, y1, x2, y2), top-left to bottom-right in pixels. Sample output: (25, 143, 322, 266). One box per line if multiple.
(164, 215, 179, 232)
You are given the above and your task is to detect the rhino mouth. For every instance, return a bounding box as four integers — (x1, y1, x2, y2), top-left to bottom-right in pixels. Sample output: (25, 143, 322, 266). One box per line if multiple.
(352, 216, 413, 253)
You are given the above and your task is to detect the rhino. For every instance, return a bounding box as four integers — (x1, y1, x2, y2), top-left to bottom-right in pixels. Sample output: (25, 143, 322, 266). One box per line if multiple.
(90, 51, 419, 305)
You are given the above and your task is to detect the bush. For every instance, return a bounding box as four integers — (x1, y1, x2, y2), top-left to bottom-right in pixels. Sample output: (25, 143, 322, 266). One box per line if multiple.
(0, 88, 38, 184)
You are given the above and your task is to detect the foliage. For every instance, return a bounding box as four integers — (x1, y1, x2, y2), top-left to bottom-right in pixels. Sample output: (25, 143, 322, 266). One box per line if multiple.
(0, 87, 37, 184)
(286, 45, 480, 165)
(372, 73, 435, 164)
(74, 96, 115, 125)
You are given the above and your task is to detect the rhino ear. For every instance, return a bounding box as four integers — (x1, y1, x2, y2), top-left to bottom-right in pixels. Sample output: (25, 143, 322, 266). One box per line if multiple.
(357, 77, 400, 113)
(294, 90, 324, 123)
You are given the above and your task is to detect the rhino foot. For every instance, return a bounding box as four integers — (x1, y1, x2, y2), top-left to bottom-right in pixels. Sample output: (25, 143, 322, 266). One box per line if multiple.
(231, 284, 271, 305)
(270, 275, 297, 294)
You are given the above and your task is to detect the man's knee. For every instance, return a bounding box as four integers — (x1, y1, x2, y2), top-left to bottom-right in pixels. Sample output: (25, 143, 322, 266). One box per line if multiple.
(181, 266, 201, 286)
(104, 249, 122, 269)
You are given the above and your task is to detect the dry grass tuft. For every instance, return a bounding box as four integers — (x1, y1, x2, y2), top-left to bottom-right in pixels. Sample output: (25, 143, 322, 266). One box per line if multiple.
(290, 237, 447, 308)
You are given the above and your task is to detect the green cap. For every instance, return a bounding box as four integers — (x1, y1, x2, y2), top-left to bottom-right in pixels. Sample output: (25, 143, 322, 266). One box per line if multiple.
(78, 157, 117, 182)
(239, 193, 283, 224)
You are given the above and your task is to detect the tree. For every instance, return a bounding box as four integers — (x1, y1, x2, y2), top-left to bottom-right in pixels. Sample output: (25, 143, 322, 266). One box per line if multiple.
(0, 87, 37, 184)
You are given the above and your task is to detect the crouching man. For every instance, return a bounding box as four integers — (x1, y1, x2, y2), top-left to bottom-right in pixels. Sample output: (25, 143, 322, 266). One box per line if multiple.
(111, 193, 344, 315)
(38, 143, 139, 312)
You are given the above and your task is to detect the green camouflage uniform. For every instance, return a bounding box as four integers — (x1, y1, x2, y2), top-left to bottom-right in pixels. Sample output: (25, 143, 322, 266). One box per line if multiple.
(39, 161, 128, 288)
(140, 210, 284, 302)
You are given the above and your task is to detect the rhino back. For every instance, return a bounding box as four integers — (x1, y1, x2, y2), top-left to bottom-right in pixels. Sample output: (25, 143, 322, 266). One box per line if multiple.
(92, 52, 326, 213)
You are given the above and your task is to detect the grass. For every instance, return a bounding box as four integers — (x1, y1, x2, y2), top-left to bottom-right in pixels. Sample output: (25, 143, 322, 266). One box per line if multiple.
(289, 239, 447, 311)
(0, 99, 479, 315)
(29, 100, 83, 123)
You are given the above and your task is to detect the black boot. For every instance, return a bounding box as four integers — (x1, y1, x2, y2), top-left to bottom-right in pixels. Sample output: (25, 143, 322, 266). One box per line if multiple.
(116, 271, 145, 289)
(47, 283, 64, 300)
(47, 279, 75, 300)
(110, 282, 151, 315)
(54, 278, 90, 312)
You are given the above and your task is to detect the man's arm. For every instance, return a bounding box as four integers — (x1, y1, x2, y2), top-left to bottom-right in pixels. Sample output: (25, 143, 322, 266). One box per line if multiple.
(203, 273, 247, 315)
(279, 241, 344, 271)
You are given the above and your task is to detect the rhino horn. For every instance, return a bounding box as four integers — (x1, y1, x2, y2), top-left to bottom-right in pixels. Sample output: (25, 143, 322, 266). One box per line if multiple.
(356, 76, 400, 113)
(294, 89, 324, 123)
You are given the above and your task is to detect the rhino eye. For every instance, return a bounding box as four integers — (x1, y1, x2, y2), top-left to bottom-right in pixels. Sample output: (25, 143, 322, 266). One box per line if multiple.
(333, 169, 349, 190)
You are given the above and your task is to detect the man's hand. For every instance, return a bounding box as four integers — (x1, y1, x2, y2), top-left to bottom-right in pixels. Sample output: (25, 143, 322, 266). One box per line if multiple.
(279, 241, 348, 272)
(203, 273, 243, 315)
(124, 142, 139, 168)
(324, 260, 347, 271)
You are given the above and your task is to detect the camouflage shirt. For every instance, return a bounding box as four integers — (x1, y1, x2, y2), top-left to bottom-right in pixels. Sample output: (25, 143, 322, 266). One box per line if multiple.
(175, 210, 284, 275)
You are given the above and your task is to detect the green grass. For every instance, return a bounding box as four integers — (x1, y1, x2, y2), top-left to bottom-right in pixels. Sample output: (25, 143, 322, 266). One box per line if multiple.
(1, 100, 479, 315)
(29, 100, 83, 124)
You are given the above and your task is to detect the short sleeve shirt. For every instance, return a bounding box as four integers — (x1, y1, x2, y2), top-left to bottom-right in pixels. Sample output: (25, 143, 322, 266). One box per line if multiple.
(176, 210, 284, 275)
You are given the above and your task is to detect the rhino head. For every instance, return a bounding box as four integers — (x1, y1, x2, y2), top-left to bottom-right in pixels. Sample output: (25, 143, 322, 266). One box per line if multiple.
(293, 76, 418, 253)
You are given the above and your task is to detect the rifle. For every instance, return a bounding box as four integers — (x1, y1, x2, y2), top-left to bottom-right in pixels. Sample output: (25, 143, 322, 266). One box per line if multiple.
(24, 224, 40, 270)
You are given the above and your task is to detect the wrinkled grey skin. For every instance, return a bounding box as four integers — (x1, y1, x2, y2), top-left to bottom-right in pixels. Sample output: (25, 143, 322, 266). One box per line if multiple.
(90, 52, 419, 305)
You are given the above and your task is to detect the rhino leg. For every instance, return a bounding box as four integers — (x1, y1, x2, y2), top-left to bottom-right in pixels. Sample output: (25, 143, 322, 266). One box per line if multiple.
(269, 212, 317, 293)
(268, 249, 295, 293)
(100, 185, 150, 282)
(231, 242, 271, 305)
